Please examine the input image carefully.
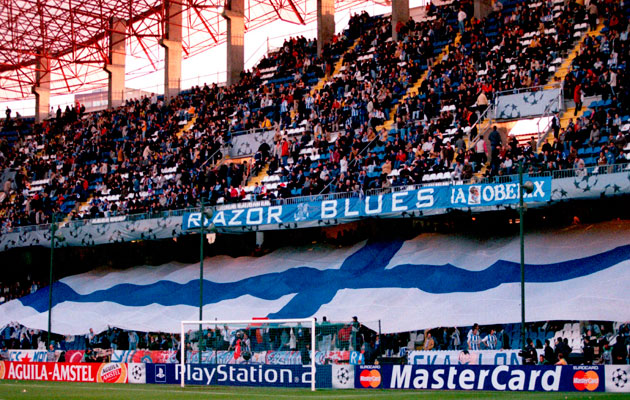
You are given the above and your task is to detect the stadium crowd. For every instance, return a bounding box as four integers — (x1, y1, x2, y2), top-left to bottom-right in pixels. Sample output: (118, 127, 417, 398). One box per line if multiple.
(0, 278, 40, 305)
(1, 0, 629, 230)
(2, 319, 628, 365)
(248, 0, 630, 200)
(0, 11, 367, 230)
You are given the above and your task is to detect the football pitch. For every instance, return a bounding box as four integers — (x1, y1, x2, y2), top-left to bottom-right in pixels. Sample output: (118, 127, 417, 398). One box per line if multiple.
(0, 381, 627, 400)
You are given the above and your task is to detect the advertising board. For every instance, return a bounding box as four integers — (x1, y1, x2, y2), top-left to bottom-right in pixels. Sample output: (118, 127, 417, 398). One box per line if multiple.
(145, 363, 331, 388)
(354, 364, 604, 392)
(0, 361, 127, 383)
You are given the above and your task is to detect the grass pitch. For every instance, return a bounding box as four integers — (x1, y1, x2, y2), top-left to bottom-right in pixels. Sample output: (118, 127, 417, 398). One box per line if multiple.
(0, 380, 627, 399)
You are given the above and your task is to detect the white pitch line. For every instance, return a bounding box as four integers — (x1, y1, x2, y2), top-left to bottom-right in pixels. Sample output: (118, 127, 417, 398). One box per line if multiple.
(0, 382, 430, 399)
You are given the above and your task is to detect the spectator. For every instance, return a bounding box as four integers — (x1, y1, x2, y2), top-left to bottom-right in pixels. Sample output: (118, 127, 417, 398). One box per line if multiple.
(424, 332, 435, 350)
(555, 352, 567, 365)
(458, 7, 467, 34)
(482, 329, 498, 350)
(612, 335, 628, 364)
(450, 327, 461, 350)
(467, 323, 481, 351)
(520, 338, 537, 365)
(544, 339, 556, 364)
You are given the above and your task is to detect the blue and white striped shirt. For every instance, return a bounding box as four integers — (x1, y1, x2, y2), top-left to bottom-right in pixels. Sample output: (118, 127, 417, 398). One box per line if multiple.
(483, 333, 498, 350)
(468, 330, 481, 350)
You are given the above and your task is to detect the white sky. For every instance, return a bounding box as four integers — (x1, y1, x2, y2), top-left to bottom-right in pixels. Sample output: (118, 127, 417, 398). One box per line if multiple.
(1, 1, 429, 117)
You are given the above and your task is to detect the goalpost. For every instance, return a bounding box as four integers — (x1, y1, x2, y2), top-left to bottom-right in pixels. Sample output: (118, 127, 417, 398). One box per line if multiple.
(180, 318, 317, 391)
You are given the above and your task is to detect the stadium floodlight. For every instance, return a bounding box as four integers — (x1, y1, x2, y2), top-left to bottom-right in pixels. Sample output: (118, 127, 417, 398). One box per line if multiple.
(198, 199, 214, 323)
(180, 318, 317, 391)
(522, 180, 535, 194)
(47, 212, 59, 347)
(518, 161, 534, 350)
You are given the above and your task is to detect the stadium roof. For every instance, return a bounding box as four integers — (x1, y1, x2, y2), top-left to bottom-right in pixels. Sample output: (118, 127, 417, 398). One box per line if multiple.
(0, 0, 384, 100)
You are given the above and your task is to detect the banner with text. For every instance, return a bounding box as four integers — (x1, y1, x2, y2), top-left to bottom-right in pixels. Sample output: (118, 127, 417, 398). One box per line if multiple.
(8, 350, 50, 363)
(355, 364, 604, 392)
(0, 361, 128, 383)
(184, 350, 357, 365)
(111, 350, 178, 364)
(408, 350, 544, 366)
(183, 178, 552, 230)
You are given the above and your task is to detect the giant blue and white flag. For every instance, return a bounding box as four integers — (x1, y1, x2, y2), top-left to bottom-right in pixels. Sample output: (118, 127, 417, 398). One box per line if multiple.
(1, 221, 629, 335)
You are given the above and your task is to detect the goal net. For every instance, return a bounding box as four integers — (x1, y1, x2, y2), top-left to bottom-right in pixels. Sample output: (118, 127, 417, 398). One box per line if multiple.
(180, 318, 317, 390)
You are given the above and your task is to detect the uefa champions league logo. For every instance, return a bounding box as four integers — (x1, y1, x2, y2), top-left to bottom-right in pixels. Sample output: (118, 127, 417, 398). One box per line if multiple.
(612, 368, 628, 388)
(336, 366, 350, 385)
(130, 364, 144, 382)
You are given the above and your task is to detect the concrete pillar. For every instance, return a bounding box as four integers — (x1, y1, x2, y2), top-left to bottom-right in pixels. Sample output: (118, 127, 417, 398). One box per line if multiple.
(391, 0, 410, 41)
(104, 18, 127, 108)
(31, 56, 50, 123)
(317, 0, 335, 56)
(222, 0, 245, 86)
(159, 0, 182, 102)
(474, 0, 493, 20)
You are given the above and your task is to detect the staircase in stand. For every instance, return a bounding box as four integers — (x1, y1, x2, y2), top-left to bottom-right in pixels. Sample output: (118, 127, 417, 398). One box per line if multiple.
(381, 33, 462, 134)
(546, 22, 605, 87)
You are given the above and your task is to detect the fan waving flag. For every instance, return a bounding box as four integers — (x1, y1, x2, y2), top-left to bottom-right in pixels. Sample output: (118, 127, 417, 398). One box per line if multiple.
(1, 221, 629, 335)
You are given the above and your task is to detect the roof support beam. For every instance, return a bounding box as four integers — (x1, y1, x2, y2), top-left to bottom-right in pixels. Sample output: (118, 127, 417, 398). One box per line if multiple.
(159, 0, 182, 102)
(391, 0, 409, 41)
(104, 17, 127, 108)
(31, 55, 50, 123)
(222, 0, 245, 86)
(286, 0, 305, 25)
(474, 0, 492, 20)
(317, 0, 334, 57)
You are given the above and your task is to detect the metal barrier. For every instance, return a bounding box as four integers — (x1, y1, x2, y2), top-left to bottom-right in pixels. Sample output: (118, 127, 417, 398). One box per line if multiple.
(493, 82, 563, 98)
(467, 103, 494, 150)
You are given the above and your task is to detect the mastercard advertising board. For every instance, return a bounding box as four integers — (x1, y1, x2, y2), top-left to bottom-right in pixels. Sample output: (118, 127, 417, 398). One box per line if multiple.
(358, 366, 382, 388)
(572, 369, 600, 391)
(0, 361, 127, 384)
(355, 364, 605, 392)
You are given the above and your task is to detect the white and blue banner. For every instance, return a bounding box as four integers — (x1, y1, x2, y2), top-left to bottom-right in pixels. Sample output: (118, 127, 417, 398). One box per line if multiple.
(184, 350, 361, 365)
(0, 220, 629, 335)
(182, 178, 552, 230)
(8, 350, 49, 362)
(408, 350, 543, 366)
(3, 167, 630, 251)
